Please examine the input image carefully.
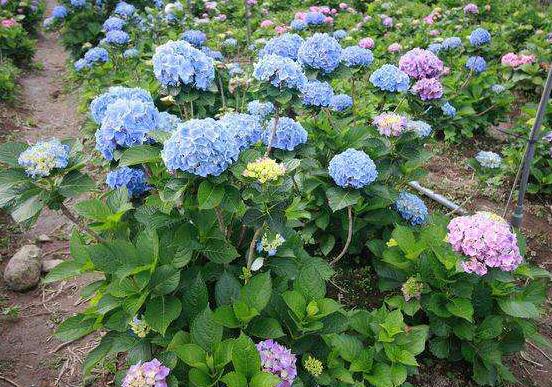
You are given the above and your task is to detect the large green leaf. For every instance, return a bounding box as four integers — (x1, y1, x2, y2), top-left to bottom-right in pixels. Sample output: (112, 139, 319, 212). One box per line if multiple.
(202, 238, 240, 264)
(182, 274, 209, 322)
(231, 333, 261, 379)
(446, 298, 474, 322)
(326, 187, 360, 212)
(55, 314, 96, 341)
(119, 145, 161, 166)
(58, 171, 95, 198)
(0, 142, 28, 167)
(498, 298, 540, 319)
(190, 307, 223, 352)
(241, 272, 272, 312)
(144, 296, 182, 336)
(197, 180, 225, 210)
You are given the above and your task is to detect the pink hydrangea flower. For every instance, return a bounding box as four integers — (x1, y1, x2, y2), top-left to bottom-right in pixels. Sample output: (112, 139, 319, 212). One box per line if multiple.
(382, 16, 393, 27)
(501, 52, 535, 68)
(122, 359, 170, 387)
(1, 18, 17, 28)
(257, 340, 297, 387)
(205, 1, 217, 10)
(215, 14, 226, 21)
(388, 43, 402, 53)
(412, 77, 444, 101)
(373, 113, 408, 137)
(429, 29, 440, 36)
(246, 0, 257, 5)
(275, 25, 288, 34)
(324, 16, 334, 24)
(399, 48, 444, 79)
(260, 19, 274, 28)
(295, 11, 306, 20)
(331, 8, 338, 14)
(339, 2, 348, 9)
(359, 37, 374, 49)
(464, 3, 479, 14)
(447, 212, 523, 275)
(423, 14, 435, 24)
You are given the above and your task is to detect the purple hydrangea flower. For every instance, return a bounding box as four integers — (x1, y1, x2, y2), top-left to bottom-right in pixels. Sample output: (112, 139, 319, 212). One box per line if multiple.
(398, 48, 443, 80)
(256, 340, 297, 387)
(122, 359, 170, 387)
(411, 77, 443, 101)
(373, 112, 408, 137)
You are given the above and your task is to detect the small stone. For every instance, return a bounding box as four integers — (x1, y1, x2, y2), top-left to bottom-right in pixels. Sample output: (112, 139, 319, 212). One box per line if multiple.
(41, 259, 64, 273)
(4, 245, 42, 291)
(37, 234, 52, 242)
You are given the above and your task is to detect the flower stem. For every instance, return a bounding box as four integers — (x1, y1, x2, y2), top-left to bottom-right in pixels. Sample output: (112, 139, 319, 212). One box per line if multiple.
(246, 226, 263, 269)
(330, 205, 353, 266)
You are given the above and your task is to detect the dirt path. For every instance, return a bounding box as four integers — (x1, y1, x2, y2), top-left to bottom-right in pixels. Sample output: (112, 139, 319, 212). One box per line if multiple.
(0, 1, 101, 386)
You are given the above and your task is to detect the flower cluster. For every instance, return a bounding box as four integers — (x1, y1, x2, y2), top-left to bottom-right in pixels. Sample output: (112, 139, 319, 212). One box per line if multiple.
(129, 316, 150, 338)
(114, 1, 135, 17)
(359, 37, 374, 49)
(406, 120, 433, 138)
(369, 64, 410, 92)
(501, 52, 535, 68)
(447, 213, 523, 275)
(466, 56, 486, 73)
(441, 37, 462, 50)
(256, 233, 286, 256)
(219, 113, 262, 151)
(290, 19, 306, 31)
(469, 27, 491, 46)
(259, 33, 304, 60)
(244, 157, 286, 184)
(298, 33, 342, 74)
(157, 111, 182, 132)
(162, 118, 239, 176)
(105, 30, 129, 45)
(261, 117, 308, 151)
(181, 29, 206, 47)
(331, 94, 353, 112)
(302, 80, 334, 107)
(304, 11, 325, 26)
(103, 16, 125, 32)
(441, 101, 456, 117)
(341, 46, 373, 67)
(152, 40, 215, 90)
(18, 139, 70, 178)
(401, 276, 423, 301)
(90, 86, 153, 124)
(122, 359, 170, 387)
(52, 5, 67, 19)
(106, 167, 150, 197)
(373, 112, 407, 137)
(394, 191, 428, 225)
(328, 148, 377, 189)
(304, 356, 324, 377)
(95, 99, 159, 160)
(475, 150, 501, 169)
(70, 0, 85, 8)
(253, 54, 307, 90)
(463, 3, 479, 14)
(80, 47, 109, 68)
(412, 77, 443, 101)
(247, 100, 274, 119)
(256, 340, 297, 387)
(398, 48, 443, 79)
(333, 29, 347, 40)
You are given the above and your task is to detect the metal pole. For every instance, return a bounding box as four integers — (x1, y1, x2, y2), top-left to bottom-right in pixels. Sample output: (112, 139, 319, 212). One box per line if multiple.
(408, 181, 468, 215)
(511, 64, 552, 228)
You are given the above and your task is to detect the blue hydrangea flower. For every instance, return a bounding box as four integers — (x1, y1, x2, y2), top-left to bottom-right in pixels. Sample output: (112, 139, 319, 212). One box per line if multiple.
(201, 46, 223, 61)
(304, 11, 325, 25)
(331, 94, 353, 112)
(290, 19, 306, 31)
(442, 37, 462, 50)
(43, 17, 55, 29)
(103, 16, 125, 32)
(406, 120, 433, 138)
(469, 28, 491, 47)
(105, 30, 130, 45)
(157, 111, 182, 132)
(333, 30, 347, 40)
(162, 118, 240, 176)
(341, 46, 373, 67)
(298, 33, 342, 74)
(152, 40, 215, 90)
(95, 99, 160, 160)
(52, 5, 67, 19)
(219, 113, 262, 151)
(227, 63, 243, 77)
(328, 148, 377, 189)
(106, 167, 150, 197)
(83, 47, 109, 66)
(261, 117, 307, 151)
(181, 29, 207, 47)
(223, 38, 238, 47)
(301, 80, 334, 108)
(123, 48, 139, 58)
(369, 64, 410, 92)
(394, 191, 428, 225)
(253, 54, 307, 91)
(475, 151, 501, 168)
(491, 84, 505, 93)
(18, 139, 70, 178)
(441, 102, 456, 117)
(114, 1, 135, 17)
(74, 59, 87, 71)
(427, 43, 442, 54)
(247, 100, 274, 119)
(90, 86, 153, 124)
(70, 0, 86, 8)
(466, 56, 487, 73)
(259, 33, 304, 61)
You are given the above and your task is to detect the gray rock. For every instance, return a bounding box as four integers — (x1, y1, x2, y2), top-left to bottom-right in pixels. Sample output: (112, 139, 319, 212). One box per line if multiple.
(41, 259, 64, 273)
(37, 234, 52, 242)
(4, 245, 42, 291)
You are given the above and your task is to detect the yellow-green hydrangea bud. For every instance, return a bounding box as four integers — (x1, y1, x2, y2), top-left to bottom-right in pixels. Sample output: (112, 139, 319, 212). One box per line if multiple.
(386, 238, 398, 247)
(243, 157, 286, 184)
(401, 277, 423, 302)
(304, 355, 323, 377)
(306, 301, 319, 317)
(130, 316, 150, 338)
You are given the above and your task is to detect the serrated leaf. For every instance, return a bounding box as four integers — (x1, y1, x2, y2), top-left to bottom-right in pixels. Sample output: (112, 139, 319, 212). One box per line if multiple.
(326, 187, 360, 212)
(197, 180, 225, 210)
(119, 145, 161, 166)
(144, 296, 182, 336)
(190, 307, 223, 352)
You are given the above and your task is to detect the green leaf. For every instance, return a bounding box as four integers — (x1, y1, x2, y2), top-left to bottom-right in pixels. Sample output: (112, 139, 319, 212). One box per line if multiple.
(213, 305, 241, 328)
(250, 372, 281, 387)
(282, 290, 306, 320)
(221, 372, 247, 387)
(294, 264, 326, 301)
(231, 333, 261, 379)
(202, 239, 240, 264)
(477, 315, 503, 340)
(74, 199, 111, 222)
(119, 145, 161, 166)
(429, 337, 450, 359)
(350, 347, 375, 372)
(174, 344, 207, 368)
(384, 344, 418, 366)
(182, 274, 209, 322)
(58, 171, 95, 198)
(379, 310, 405, 341)
(197, 181, 225, 210)
(43, 260, 83, 283)
(498, 298, 540, 319)
(190, 307, 223, 352)
(326, 187, 360, 212)
(189, 368, 212, 386)
(0, 142, 28, 167)
(326, 334, 362, 362)
(241, 272, 272, 312)
(215, 271, 241, 306)
(150, 266, 180, 295)
(248, 317, 285, 339)
(144, 296, 182, 336)
(446, 298, 474, 322)
(365, 363, 393, 387)
(11, 194, 44, 223)
(55, 314, 96, 341)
